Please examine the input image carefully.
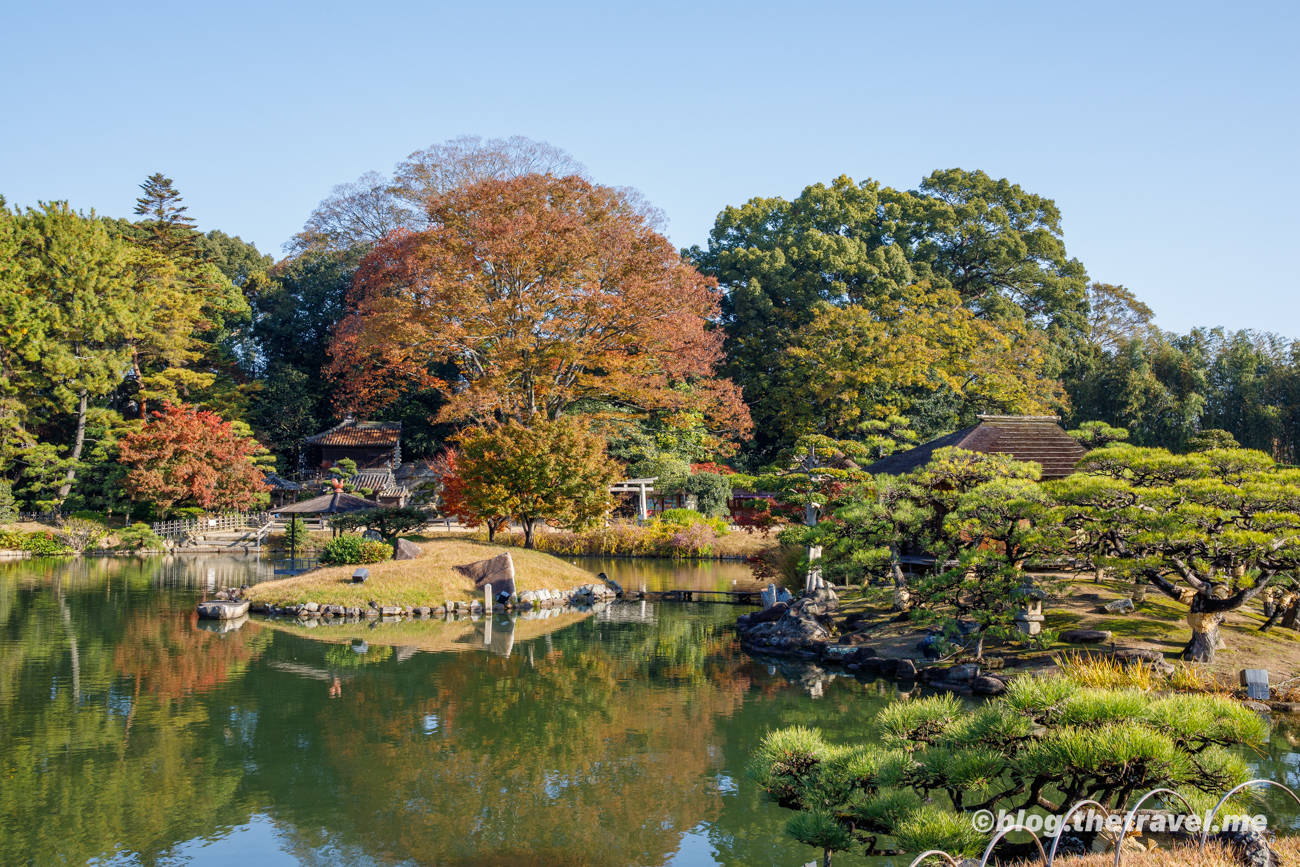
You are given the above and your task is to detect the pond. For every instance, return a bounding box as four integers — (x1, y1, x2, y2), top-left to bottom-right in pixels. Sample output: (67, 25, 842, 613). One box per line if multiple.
(1, 554, 1298, 867)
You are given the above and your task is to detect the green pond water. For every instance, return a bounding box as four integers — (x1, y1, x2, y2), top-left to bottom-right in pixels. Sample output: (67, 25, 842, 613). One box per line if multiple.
(2, 554, 1298, 867)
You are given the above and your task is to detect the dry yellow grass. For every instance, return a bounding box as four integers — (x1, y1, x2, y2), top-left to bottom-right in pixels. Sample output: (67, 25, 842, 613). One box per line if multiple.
(1026, 836, 1300, 866)
(246, 538, 598, 608)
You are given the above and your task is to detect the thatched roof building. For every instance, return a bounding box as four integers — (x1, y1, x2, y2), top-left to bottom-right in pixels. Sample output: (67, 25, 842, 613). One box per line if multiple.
(865, 415, 1086, 480)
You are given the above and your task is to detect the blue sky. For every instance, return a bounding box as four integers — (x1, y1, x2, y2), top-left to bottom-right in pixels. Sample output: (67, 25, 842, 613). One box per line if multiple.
(2, 1, 1295, 336)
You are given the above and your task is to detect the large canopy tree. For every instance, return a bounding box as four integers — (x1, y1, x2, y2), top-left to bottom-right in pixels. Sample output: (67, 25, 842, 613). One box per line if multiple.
(328, 174, 750, 440)
(689, 170, 1087, 459)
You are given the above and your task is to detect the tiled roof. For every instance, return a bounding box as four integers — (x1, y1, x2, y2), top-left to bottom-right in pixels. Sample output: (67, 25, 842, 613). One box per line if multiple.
(304, 419, 401, 448)
(352, 471, 398, 493)
(273, 492, 384, 515)
(866, 415, 1086, 480)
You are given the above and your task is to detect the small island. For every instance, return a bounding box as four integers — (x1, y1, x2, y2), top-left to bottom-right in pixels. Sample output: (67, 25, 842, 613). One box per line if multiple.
(243, 538, 609, 614)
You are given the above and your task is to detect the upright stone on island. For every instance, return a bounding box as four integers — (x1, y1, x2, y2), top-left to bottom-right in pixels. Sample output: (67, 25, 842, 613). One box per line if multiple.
(455, 553, 516, 597)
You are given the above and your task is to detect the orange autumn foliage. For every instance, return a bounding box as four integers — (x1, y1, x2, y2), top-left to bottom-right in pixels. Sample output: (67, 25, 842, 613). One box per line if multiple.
(117, 402, 269, 513)
(327, 174, 750, 439)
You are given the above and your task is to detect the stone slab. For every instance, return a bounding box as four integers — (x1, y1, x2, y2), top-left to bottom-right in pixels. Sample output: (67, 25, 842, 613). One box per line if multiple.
(197, 600, 250, 620)
(1060, 629, 1113, 644)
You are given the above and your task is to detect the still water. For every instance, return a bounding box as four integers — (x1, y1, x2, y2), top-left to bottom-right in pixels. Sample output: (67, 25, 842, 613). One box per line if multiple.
(1, 554, 1298, 867)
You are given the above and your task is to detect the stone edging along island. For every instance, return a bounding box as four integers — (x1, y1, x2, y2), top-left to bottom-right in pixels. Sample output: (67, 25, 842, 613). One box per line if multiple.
(244, 582, 619, 621)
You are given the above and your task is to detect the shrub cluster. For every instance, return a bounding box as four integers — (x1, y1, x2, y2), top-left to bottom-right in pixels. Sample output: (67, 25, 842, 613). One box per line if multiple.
(498, 512, 728, 558)
(0, 528, 75, 555)
(319, 534, 392, 565)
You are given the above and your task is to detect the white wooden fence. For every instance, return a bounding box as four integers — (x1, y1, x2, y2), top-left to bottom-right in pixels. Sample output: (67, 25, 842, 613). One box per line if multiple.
(151, 512, 271, 541)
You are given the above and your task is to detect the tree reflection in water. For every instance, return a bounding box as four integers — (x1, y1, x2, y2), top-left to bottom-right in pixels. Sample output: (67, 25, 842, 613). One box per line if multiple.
(5, 555, 1296, 866)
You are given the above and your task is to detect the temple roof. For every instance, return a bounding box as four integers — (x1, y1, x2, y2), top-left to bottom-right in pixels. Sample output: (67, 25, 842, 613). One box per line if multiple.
(304, 419, 401, 449)
(865, 415, 1087, 480)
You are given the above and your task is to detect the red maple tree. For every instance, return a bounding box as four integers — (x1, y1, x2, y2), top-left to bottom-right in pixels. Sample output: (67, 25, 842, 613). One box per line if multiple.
(429, 448, 509, 539)
(117, 402, 269, 515)
(327, 174, 751, 440)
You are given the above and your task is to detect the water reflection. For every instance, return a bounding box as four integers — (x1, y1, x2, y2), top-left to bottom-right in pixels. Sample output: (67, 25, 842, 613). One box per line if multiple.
(2, 554, 1297, 867)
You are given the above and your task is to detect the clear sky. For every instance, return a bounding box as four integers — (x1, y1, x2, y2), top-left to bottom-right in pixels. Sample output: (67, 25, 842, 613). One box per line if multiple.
(2, 1, 1295, 336)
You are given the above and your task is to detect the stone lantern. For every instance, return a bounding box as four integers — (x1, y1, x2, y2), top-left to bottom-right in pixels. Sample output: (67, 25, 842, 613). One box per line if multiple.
(1014, 579, 1048, 636)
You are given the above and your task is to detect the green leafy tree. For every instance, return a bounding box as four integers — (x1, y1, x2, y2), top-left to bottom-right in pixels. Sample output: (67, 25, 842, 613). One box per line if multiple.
(0, 479, 16, 522)
(454, 417, 620, 548)
(1187, 428, 1239, 452)
(329, 506, 427, 543)
(690, 170, 1087, 460)
(1067, 420, 1129, 450)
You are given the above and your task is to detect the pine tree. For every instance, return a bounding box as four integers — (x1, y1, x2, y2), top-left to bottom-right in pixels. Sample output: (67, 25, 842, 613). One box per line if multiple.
(134, 173, 194, 227)
(133, 173, 197, 257)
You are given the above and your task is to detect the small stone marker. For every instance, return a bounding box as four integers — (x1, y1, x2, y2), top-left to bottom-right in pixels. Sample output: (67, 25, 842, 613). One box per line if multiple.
(352, 568, 369, 584)
(1241, 669, 1270, 701)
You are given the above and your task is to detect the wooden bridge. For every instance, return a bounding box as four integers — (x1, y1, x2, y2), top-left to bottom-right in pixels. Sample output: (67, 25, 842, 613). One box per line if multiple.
(631, 588, 763, 604)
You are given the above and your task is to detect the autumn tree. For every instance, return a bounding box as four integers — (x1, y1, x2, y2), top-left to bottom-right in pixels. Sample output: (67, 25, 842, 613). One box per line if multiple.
(431, 448, 510, 540)
(453, 417, 620, 548)
(117, 402, 269, 515)
(328, 174, 750, 440)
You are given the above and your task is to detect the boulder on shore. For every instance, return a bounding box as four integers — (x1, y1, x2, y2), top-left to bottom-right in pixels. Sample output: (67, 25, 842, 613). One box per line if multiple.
(455, 553, 516, 597)
(197, 599, 250, 620)
(393, 538, 422, 561)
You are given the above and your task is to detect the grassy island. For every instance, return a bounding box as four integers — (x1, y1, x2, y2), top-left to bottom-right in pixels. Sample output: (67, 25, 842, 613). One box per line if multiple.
(246, 538, 597, 609)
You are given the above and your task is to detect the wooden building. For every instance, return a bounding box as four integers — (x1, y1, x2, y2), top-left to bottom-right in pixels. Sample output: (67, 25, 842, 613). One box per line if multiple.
(865, 415, 1086, 480)
(304, 417, 402, 472)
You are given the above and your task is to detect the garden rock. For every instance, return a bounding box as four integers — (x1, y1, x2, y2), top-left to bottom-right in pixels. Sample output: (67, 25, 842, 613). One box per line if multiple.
(1060, 628, 1112, 644)
(455, 553, 515, 590)
(393, 538, 422, 561)
(1101, 598, 1135, 614)
(895, 659, 918, 679)
(972, 675, 1007, 695)
(197, 600, 250, 620)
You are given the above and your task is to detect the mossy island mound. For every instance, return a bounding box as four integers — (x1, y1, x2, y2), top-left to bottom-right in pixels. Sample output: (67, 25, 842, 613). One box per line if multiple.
(246, 538, 598, 610)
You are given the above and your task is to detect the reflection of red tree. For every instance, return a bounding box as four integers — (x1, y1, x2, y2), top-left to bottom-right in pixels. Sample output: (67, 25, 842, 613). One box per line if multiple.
(114, 612, 265, 699)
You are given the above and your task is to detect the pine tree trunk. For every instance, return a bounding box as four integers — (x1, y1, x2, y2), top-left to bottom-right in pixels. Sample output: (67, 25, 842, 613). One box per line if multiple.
(56, 390, 89, 501)
(132, 348, 146, 419)
(890, 546, 911, 611)
(1183, 611, 1224, 663)
(823, 848, 832, 867)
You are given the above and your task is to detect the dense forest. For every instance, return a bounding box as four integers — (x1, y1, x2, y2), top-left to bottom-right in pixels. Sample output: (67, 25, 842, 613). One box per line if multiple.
(1, 135, 1297, 517)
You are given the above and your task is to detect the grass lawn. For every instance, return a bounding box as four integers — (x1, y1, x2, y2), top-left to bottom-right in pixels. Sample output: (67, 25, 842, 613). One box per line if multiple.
(246, 538, 598, 609)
